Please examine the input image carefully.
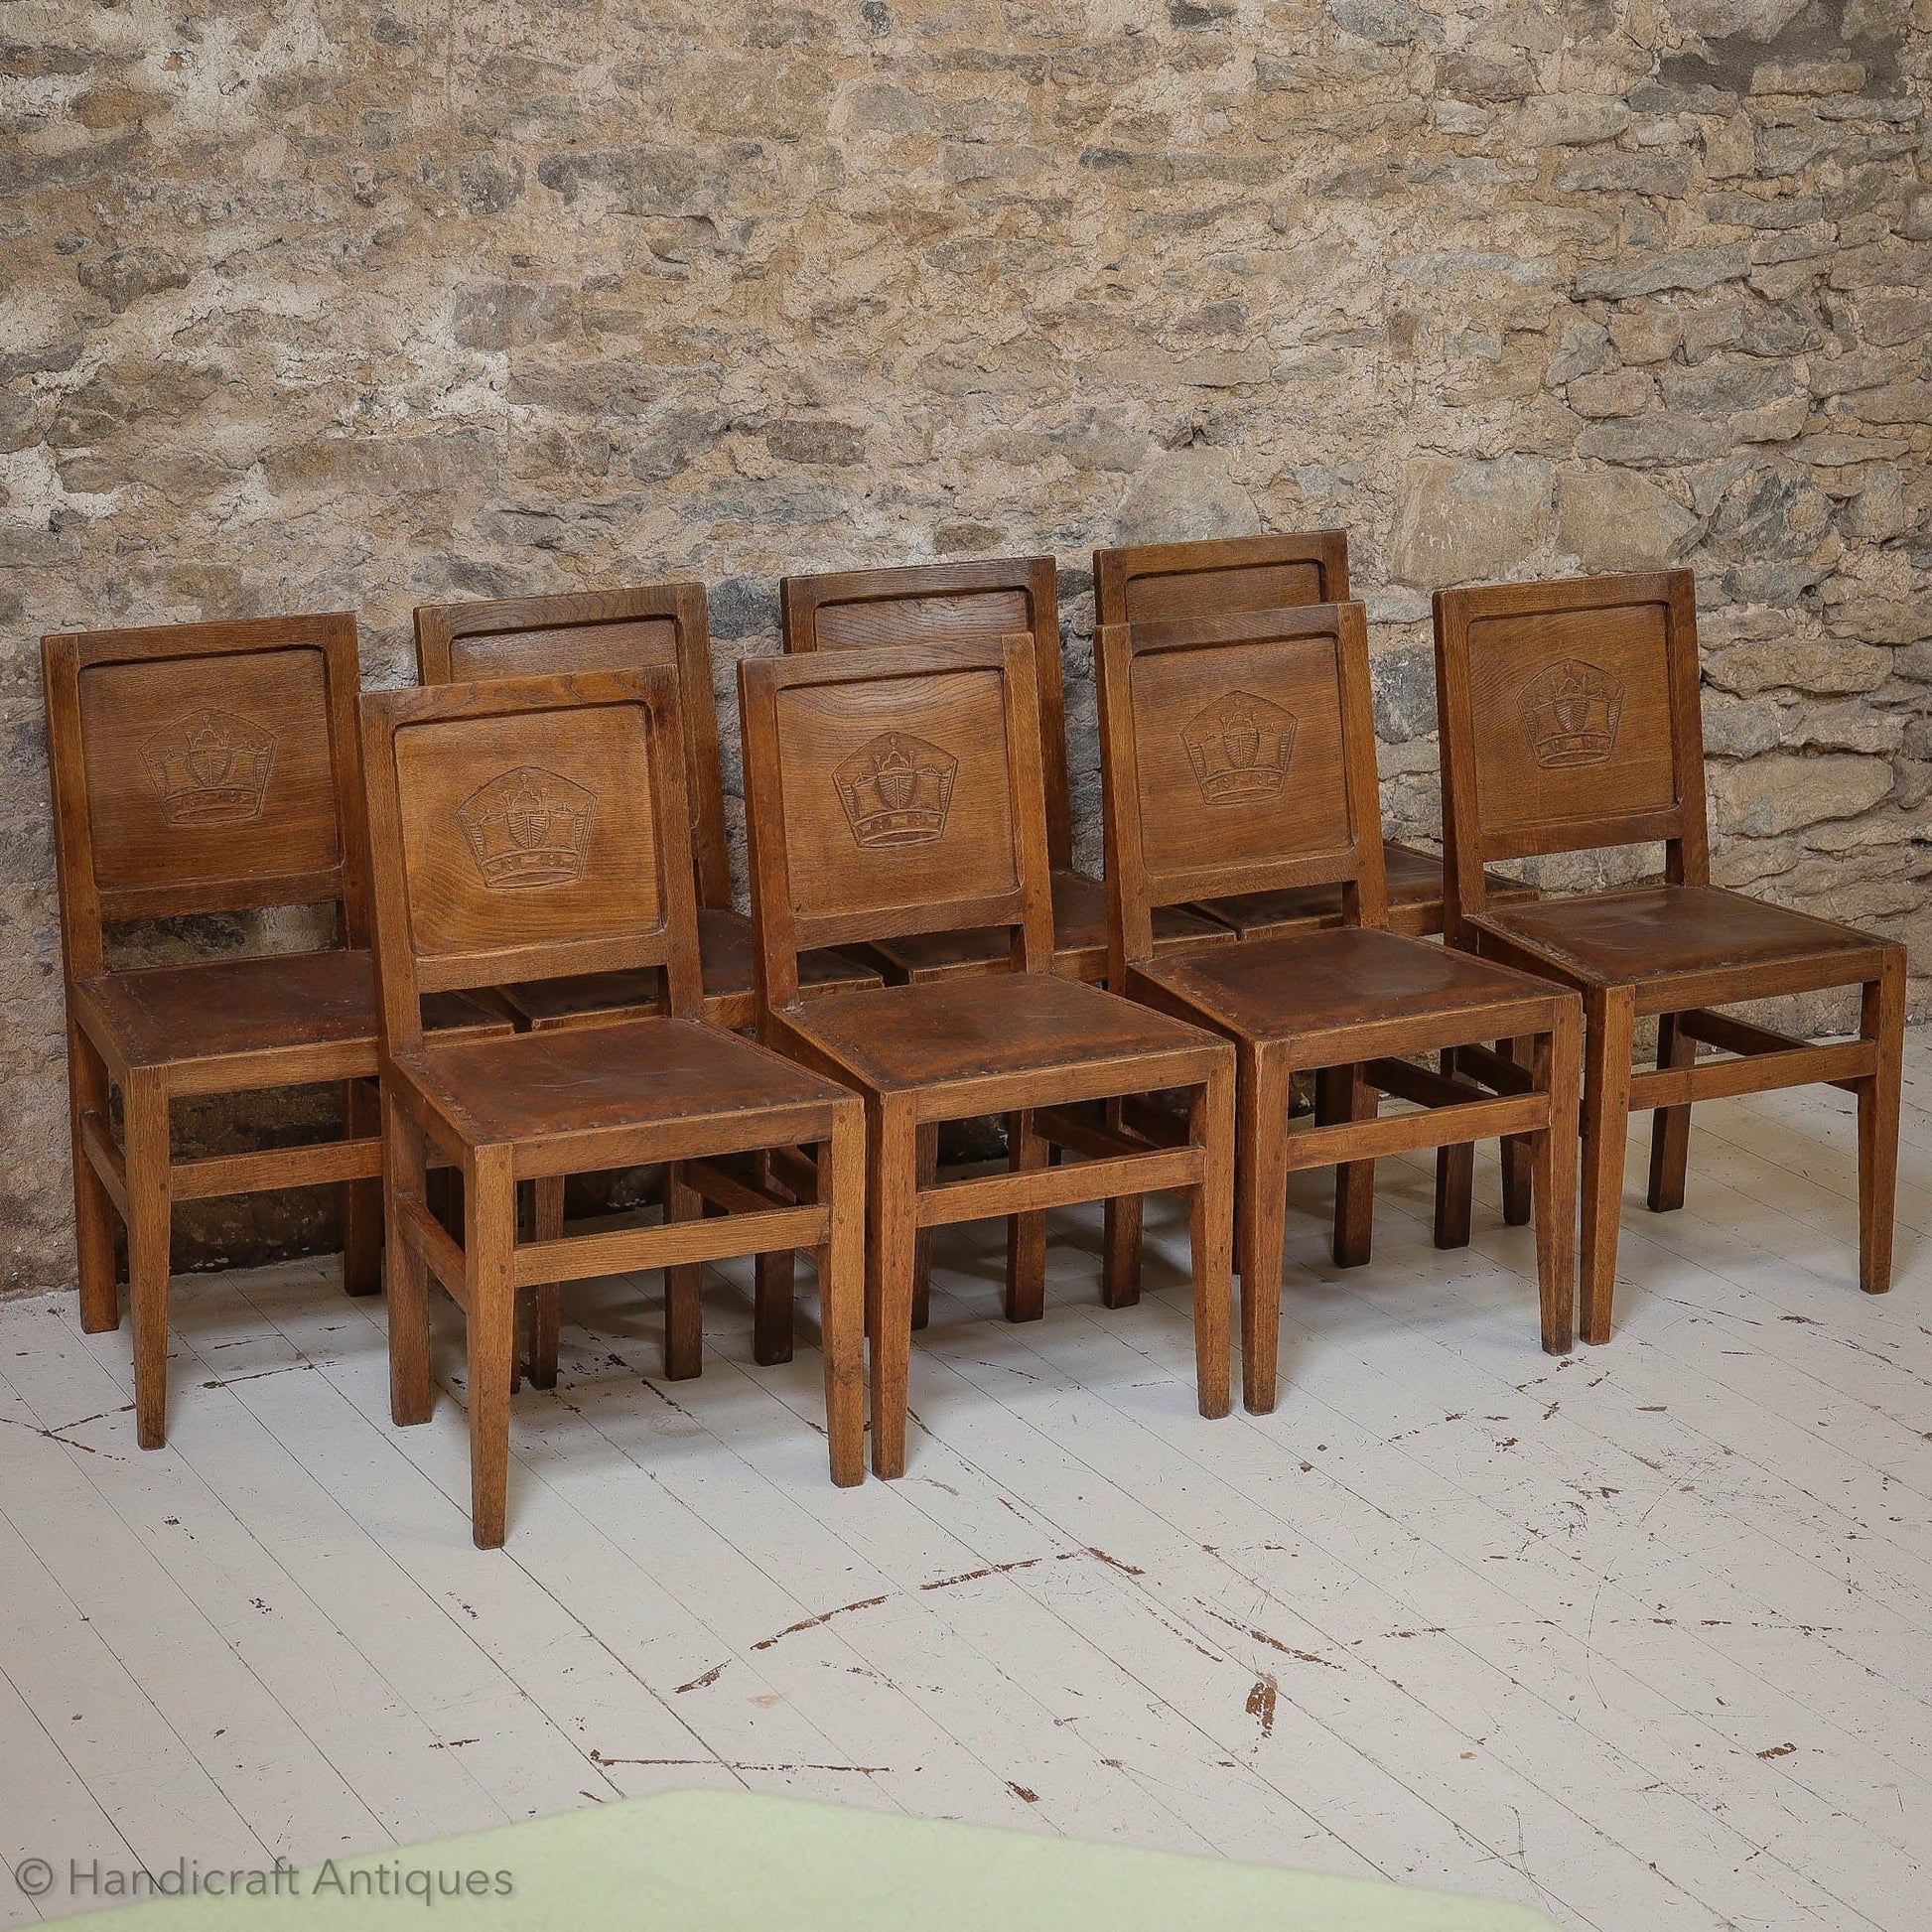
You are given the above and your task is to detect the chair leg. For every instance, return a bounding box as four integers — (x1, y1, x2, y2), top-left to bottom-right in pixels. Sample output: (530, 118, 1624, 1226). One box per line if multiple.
(1432, 1048, 1475, 1251)
(1321, 1063, 1375, 1269)
(123, 1069, 173, 1450)
(525, 1177, 563, 1391)
(1646, 1013, 1694, 1214)
(1531, 1004, 1582, 1356)
(818, 1111, 867, 1486)
(1005, 1109, 1048, 1322)
(910, 1124, 938, 1331)
(1236, 1049, 1293, 1416)
(663, 1162, 704, 1380)
(384, 1093, 434, 1429)
(342, 1076, 383, 1297)
(464, 1146, 517, 1550)
(1580, 987, 1635, 1346)
(868, 1100, 921, 1479)
(1102, 1098, 1144, 1309)
(68, 1020, 120, 1334)
(753, 1150, 796, 1366)
(1859, 949, 1906, 1296)
(1499, 1037, 1534, 1226)
(1187, 1061, 1235, 1421)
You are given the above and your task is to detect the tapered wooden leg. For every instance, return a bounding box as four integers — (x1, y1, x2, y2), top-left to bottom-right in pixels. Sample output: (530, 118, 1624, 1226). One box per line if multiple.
(910, 1124, 938, 1330)
(1320, 1063, 1376, 1268)
(1187, 1061, 1235, 1420)
(818, 1108, 866, 1486)
(753, 1149, 795, 1366)
(1004, 1109, 1048, 1322)
(68, 1019, 119, 1333)
(464, 1146, 517, 1550)
(385, 1093, 434, 1428)
(1499, 1037, 1534, 1226)
(123, 1069, 173, 1450)
(525, 1176, 563, 1391)
(868, 1100, 920, 1479)
(663, 1163, 704, 1380)
(1236, 1048, 1293, 1415)
(342, 1076, 382, 1297)
(1531, 1002, 1581, 1356)
(1646, 1013, 1693, 1214)
(1101, 1098, 1144, 1309)
(1858, 949, 1906, 1296)
(1580, 986, 1635, 1346)
(1433, 1048, 1474, 1250)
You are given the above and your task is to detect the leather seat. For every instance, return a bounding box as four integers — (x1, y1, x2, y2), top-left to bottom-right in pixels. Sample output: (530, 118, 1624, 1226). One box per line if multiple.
(498, 906, 880, 1032)
(1129, 923, 1560, 1050)
(1469, 885, 1883, 991)
(865, 867, 1230, 984)
(779, 968, 1222, 1095)
(395, 1014, 853, 1152)
(1200, 840, 1536, 940)
(74, 948, 504, 1082)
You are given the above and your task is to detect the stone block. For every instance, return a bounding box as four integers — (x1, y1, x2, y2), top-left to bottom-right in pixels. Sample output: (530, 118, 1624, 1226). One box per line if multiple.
(1556, 469, 1702, 569)
(1112, 448, 1261, 547)
(1713, 751, 1894, 835)
(1705, 639, 1893, 695)
(1389, 455, 1553, 587)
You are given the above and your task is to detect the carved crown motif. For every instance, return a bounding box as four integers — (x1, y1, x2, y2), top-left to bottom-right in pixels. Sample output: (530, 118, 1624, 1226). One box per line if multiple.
(457, 765, 597, 892)
(1181, 690, 1298, 806)
(1520, 658, 1623, 769)
(834, 732, 957, 850)
(141, 707, 277, 826)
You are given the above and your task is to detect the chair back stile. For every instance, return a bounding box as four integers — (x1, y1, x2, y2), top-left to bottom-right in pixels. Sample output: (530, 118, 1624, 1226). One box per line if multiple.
(42, 612, 372, 977)
(358, 668, 704, 1055)
(1432, 568, 1709, 936)
(1096, 603, 1389, 984)
(415, 583, 733, 912)
(738, 634, 1057, 1011)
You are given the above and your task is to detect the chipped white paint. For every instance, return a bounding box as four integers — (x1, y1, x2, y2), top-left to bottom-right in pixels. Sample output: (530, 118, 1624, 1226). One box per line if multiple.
(1, 1032, 1928, 1929)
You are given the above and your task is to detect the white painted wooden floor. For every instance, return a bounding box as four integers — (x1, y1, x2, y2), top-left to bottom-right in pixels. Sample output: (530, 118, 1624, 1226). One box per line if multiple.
(2, 1032, 1929, 1931)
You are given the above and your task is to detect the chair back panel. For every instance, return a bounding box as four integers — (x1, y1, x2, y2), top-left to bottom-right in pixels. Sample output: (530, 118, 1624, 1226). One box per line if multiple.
(781, 558, 1071, 864)
(82, 648, 344, 897)
(362, 670, 701, 1029)
(1132, 634, 1355, 884)
(1097, 604, 1388, 969)
(1094, 531, 1349, 629)
(1434, 570, 1706, 927)
(739, 635, 1055, 1004)
(42, 614, 366, 966)
(414, 584, 730, 906)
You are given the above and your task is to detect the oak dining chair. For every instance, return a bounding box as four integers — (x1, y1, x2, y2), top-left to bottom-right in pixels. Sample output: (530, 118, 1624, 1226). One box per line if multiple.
(1093, 530, 1537, 942)
(42, 613, 508, 1449)
(782, 557, 1234, 1316)
(1093, 530, 1544, 1257)
(1096, 603, 1582, 1409)
(359, 666, 866, 1547)
(1434, 568, 1905, 1343)
(415, 583, 881, 1374)
(739, 633, 1237, 1477)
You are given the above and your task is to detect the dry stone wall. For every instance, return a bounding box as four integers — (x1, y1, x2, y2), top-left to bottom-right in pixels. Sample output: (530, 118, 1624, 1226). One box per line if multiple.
(1, 0, 1927, 1290)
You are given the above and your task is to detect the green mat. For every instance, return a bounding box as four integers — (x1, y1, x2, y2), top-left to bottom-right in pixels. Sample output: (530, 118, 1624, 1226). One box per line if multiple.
(64, 1788, 1564, 1930)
